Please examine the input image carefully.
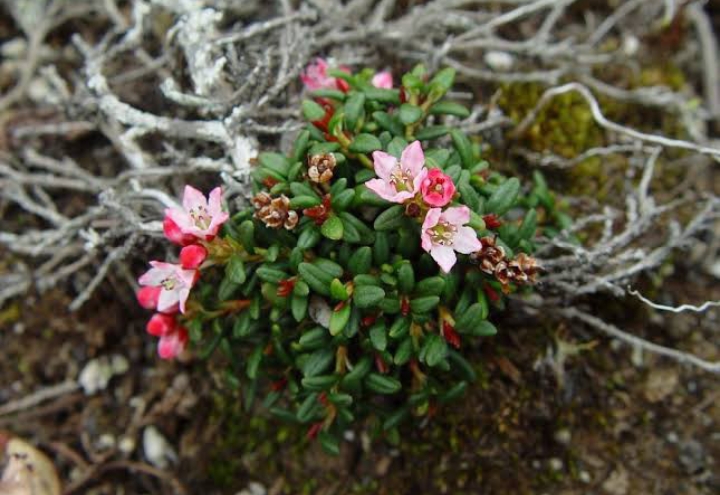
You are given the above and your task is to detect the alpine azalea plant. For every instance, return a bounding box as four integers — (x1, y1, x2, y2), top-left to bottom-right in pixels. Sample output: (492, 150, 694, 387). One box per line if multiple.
(136, 61, 557, 453)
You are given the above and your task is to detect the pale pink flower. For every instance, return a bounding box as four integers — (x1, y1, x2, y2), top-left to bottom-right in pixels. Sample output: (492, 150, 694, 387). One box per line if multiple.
(421, 206, 482, 273)
(301, 58, 350, 92)
(163, 217, 194, 246)
(146, 313, 177, 337)
(138, 261, 198, 314)
(366, 141, 428, 203)
(158, 326, 188, 360)
(164, 186, 229, 244)
(179, 244, 207, 269)
(137, 286, 161, 310)
(421, 168, 456, 207)
(372, 71, 393, 89)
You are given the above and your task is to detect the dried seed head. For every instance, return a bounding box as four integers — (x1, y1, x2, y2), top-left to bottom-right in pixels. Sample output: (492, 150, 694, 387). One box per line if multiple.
(255, 194, 297, 230)
(508, 252, 539, 284)
(471, 236, 506, 274)
(307, 153, 337, 183)
(405, 202, 422, 217)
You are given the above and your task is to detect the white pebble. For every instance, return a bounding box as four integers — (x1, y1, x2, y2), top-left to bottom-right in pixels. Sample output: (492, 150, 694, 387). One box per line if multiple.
(142, 426, 177, 469)
(78, 355, 129, 395)
(484, 51, 515, 71)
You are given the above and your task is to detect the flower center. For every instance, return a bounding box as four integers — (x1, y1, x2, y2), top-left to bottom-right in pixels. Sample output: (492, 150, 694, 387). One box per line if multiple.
(389, 167, 414, 192)
(190, 206, 211, 230)
(429, 221, 457, 246)
(161, 276, 179, 290)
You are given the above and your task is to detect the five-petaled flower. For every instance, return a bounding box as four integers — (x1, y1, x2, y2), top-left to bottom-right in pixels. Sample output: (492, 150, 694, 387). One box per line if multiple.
(138, 261, 198, 314)
(164, 186, 229, 245)
(421, 206, 482, 273)
(421, 168, 456, 207)
(366, 141, 428, 203)
(301, 58, 350, 92)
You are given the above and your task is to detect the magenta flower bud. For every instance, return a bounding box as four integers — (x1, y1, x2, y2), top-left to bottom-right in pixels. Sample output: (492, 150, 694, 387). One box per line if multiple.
(146, 313, 177, 337)
(136, 286, 161, 310)
(158, 326, 188, 360)
(180, 245, 207, 270)
(163, 217, 193, 246)
(421, 168, 456, 207)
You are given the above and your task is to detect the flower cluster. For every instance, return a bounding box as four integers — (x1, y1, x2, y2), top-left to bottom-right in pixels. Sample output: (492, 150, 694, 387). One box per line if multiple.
(136, 61, 557, 453)
(137, 186, 228, 359)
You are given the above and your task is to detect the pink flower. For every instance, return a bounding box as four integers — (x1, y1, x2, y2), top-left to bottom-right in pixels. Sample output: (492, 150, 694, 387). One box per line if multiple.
(421, 169, 456, 207)
(146, 313, 177, 337)
(164, 186, 229, 244)
(158, 326, 188, 360)
(421, 206, 482, 273)
(180, 245, 207, 269)
(372, 71, 393, 89)
(301, 58, 350, 92)
(138, 261, 198, 314)
(137, 286, 161, 310)
(366, 141, 428, 203)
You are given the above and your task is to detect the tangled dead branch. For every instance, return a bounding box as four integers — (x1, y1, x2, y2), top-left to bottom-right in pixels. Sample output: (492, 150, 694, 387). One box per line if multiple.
(1, 0, 719, 372)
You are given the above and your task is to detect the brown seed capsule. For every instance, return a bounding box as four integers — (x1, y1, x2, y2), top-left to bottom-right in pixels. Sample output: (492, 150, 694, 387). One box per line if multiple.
(405, 202, 421, 217)
(255, 194, 298, 230)
(308, 153, 337, 183)
(471, 236, 506, 274)
(509, 252, 539, 283)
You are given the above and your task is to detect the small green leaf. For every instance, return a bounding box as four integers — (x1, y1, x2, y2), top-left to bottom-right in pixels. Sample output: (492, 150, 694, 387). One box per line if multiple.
(414, 276, 445, 297)
(348, 246, 372, 275)
(344, 92, 366, 131)
(226, 255, 246, 284)
(365, 373, 401, 394)
(318, 431, 340, 456)
(415, 125, 449, 141)
(298, 262, 333, 296)
(303, 348, 335, 377)
(428, 68, 456, 94)
(289, 195, 321, 209)
(321, 215, 344, 240)
(292, 130, 310, 162)
(389, 317, 411, 339)
(353, 285, 386, 308)
(329, 302, 351, 336)
(429, 101, 470, 118)
(259, 152, 289, 177)
(246, 344, 263, 379)
(331, 189, 355, 211)
(450, 129, 474, 168)
(296, 392, 319, 423)
(349, 133, 382, 154)
(397, 262, 415, 294)
(373, 205, 405, 231)
(301, 374, 338, 391)
(399, 103, 423, 125)
(393, 337, 413, 365)
(291, 294, 308, 321)
(256, 266, 286, 284)
(330, 278, 349, 301)
(297, 226, 321, 249)
(454, 303, 488, 333)
(486, 178, 520, 215)
(410, 295, 439, 314)
(372, 111, 404, 136)
(302, 99, 326, 121)
(369, 322, 387, 351)
(238, 220, 255, 252)
(298, 326, 328, 350)
(309, 89, 346, 101)
(518, 209, 537, 240)
(420, 333, 447, 367)
(363, 87, 401, 104)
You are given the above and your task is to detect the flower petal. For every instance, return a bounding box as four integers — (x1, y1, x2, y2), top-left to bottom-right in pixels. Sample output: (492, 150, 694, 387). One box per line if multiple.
(430, 245, 457, 273)
(371, 151, 398, 181)
(400, 141, 425, 177)
(157, 288, 179, 313)
(182, 185, 207, 212)
(365, 178, 409, 203)
(207, 187, 224, 217)
(440, 206, 470, 226)
(421, 208, 442, 232)
(412, 167, 428, 195)
(452, 226, 482, 254)
(372, 71, 393, 89)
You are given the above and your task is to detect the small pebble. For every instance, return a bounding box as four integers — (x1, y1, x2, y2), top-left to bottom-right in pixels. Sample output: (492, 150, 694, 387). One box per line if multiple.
(484, 51, 515, 71)
(142, 426, 177, 469)
(554, 428, 572, 446)
(549, 458, 563, 472)
(622, 35, 640, 56)
(97, 434, 115, 450)
(118, 436, 136, 455)
(579, 470, 592, 483)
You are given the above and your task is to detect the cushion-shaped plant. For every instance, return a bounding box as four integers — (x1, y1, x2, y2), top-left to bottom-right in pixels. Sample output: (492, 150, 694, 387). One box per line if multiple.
(137, 62, 550, 453)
